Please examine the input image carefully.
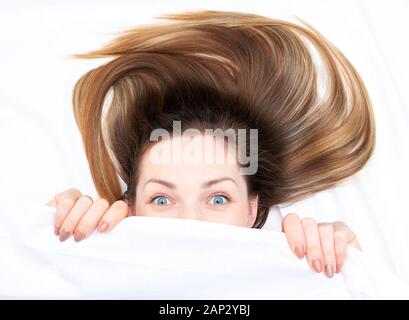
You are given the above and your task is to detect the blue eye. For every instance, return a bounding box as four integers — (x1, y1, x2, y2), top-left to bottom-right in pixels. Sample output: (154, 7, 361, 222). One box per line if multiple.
(210, 195, 229, 205)
(152, 196, 170, 206)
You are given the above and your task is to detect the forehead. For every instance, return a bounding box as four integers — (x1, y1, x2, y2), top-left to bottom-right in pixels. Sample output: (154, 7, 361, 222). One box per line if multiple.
(138, 133, 241, 181)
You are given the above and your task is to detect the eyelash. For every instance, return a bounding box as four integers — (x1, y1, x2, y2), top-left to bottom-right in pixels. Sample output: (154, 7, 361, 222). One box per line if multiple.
(208, 192, 231, 204)
(149, 194, 173, 204)
(148, 193, 232, 205)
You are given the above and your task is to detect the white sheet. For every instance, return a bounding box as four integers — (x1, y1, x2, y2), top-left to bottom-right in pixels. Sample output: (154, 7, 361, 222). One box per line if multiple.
(0, 198, 408, 299)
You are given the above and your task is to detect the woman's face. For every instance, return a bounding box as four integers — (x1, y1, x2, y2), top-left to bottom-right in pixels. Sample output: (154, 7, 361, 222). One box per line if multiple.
(131, 133, 258, 228)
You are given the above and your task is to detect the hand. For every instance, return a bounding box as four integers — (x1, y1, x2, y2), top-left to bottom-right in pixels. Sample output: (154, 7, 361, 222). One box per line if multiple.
(46, 188, 129, 242)
(281, 213, 361, 278)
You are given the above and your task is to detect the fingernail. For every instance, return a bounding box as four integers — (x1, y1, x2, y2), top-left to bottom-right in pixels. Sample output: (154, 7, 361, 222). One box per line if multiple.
(54, 226, 60, 236)
(294, 245, 305, 259)
(312, 259, 323, 273)
(74, 231, 86, 242)
(98, 221, 109, 233)
(59, 230, 71, 242)
(325, 264, 334, 278)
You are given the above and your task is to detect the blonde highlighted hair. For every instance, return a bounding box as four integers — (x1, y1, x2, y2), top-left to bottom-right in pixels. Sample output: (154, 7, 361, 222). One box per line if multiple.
(70, 10, 375, 228)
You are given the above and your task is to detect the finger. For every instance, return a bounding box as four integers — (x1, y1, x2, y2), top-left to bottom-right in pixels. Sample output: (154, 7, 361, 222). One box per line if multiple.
(281, 213, 306, 259)
(302, 218, 323, 273)
(46, 196, 58, 208)
(318, 223, 336, 278)
(333, 221, 349, 273)
(349, 234, 362, 252)
(58, 195, 93, 241)
(97, 200, 129, 233)
(73, 198, 110, 242)
(54, 189, 83, 235)
(342, 223, 362, 252)
(333, 221, 362, 272)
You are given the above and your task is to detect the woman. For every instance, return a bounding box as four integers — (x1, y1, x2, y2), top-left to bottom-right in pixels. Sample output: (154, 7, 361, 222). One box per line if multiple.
(47, 10, 374, 279)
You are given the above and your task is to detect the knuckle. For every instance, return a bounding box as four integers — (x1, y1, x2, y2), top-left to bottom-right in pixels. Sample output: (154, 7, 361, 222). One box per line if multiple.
(334, 230, 347, 240)
(282, 213, 294, 230)
(114, 199, 127, 206)
(282, 213, 299, 227)
(60, 197, 75, 208)
(334, 220, 348, 229)
(112, 200, 128, 210)
(67, 188, 81, 196)
(302, 217, 316, 226)
(306, 245, 321, 253)
(95, 198, 110, 210)
(318, 223, 333, 233)
(78, 195, 93, 206)
(284, 213, 299, 221)
(306, 250, 322, 261)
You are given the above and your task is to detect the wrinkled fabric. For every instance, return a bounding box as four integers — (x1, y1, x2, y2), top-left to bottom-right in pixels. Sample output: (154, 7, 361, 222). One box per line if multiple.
(0, 199, 408, 299)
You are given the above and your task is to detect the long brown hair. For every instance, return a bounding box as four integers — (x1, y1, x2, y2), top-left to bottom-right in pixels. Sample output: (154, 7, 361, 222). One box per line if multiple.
(69, 10, 375, 228)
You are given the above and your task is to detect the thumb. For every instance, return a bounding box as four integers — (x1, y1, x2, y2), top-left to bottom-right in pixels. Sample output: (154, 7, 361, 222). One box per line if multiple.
(46, 196, 58, 208)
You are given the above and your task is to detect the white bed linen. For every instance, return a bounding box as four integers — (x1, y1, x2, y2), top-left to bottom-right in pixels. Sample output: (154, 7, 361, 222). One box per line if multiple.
(0, 198, 408, 299)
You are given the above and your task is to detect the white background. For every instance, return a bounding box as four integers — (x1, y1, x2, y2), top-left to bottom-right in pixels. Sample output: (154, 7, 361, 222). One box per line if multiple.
(1, 0, 408, 283)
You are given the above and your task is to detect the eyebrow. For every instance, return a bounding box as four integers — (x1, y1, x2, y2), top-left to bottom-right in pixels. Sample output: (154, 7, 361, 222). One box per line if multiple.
(201, 177, 237, 188)
(143, 177, 237, 190)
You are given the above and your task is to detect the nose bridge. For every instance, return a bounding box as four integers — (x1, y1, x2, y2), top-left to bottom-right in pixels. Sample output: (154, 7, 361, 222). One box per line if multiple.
(177, 200, 201, 220)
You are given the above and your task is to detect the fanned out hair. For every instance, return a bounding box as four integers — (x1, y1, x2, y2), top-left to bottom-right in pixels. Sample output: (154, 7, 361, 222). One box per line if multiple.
(69, 10, 375, 228)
